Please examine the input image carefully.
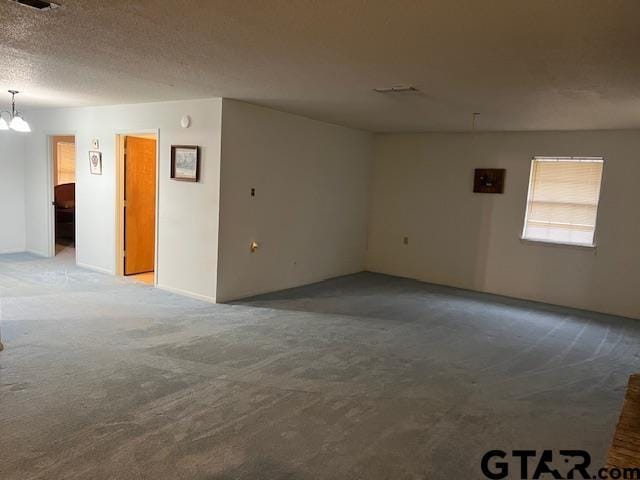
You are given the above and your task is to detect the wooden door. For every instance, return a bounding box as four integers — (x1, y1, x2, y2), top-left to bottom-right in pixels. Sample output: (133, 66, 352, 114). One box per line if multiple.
(124, 136, 156, 275)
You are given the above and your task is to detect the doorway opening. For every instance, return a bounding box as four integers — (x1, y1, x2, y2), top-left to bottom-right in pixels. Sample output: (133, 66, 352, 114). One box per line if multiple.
(51, 135, 76, 259)
(116, 133, 158, 285)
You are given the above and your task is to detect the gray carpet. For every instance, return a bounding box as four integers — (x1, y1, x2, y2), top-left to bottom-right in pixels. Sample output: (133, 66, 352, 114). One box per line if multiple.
(1, 248, 639, 479)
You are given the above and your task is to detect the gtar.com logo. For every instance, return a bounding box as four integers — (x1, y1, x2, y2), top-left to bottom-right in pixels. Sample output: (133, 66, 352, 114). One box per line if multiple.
(481, 450, 640, 479)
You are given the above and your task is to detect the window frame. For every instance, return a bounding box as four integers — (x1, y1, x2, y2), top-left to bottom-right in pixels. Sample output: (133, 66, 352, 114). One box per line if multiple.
(521, 156, 605, 249)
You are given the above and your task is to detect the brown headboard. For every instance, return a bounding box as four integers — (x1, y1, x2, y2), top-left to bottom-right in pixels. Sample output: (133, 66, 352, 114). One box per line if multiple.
(54, 183, 75, 208)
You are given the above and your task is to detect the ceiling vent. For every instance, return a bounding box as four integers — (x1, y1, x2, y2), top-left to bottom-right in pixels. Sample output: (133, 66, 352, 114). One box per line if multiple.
(373, 85, 419, 94)
(10, 0, 60, 10)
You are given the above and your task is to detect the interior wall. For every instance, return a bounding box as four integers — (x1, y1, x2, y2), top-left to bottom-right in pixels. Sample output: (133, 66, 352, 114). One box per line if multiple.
(23, 98, 222, 301)
(217, 99, 372, 302)
(367, 131, 640, 319)
(0, 134, 26, 253)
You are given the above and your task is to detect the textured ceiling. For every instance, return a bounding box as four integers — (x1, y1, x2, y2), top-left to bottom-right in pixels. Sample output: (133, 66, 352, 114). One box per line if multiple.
(1, 0, 640, 132)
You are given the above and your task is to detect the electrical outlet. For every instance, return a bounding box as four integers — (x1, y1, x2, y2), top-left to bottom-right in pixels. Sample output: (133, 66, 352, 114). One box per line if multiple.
(251, 188, 255, 197)
(403, 236, 409, 245)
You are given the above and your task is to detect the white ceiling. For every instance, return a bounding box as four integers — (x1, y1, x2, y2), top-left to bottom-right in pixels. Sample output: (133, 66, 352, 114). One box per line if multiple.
(1, 0, 640, 132)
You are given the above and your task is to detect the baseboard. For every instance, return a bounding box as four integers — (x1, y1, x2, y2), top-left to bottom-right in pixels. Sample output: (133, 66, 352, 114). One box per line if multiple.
(156, 283, 216, 304)
(362, 268, 639, 321)
(218, 268, 366, 303)
(0, 248, 26, 255)
(76, 262, 114, 275)
(26, 249, 49, 257)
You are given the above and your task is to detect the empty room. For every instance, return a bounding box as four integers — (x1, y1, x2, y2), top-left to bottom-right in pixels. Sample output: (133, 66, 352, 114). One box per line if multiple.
(1, 1, 639, 479)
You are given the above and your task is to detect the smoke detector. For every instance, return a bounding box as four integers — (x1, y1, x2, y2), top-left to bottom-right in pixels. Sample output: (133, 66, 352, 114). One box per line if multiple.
(10, 0, 60, 10)
(373, 85, 419, 94)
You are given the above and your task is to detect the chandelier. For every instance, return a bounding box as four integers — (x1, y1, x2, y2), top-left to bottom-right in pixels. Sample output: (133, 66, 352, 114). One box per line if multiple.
(0, 90, 31, 133)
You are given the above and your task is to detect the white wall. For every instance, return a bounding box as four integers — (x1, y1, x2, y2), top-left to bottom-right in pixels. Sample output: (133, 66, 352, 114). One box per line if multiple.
(13, 99, 638, 318)
(217, 99, 372, 301)
(0, 134, 26, 253)
(23, 99, 222, 301)
(368, 131, 640, 319)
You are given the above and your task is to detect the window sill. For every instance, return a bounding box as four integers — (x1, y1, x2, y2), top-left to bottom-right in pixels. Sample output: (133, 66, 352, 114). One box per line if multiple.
(520, 237, 597, 250)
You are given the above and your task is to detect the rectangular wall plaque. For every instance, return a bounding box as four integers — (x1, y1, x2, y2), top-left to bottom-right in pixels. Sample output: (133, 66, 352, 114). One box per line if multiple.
(473, 168, 506, 194)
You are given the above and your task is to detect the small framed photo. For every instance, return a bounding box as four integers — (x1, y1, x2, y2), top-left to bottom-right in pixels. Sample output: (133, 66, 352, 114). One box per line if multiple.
(473, 168, 505, 194)
(89, 151, 102, 175)
(171, 145, 200, 182)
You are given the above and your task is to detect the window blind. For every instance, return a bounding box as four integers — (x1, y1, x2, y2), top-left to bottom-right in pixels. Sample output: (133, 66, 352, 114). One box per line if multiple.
(56, 142, 75, 185)
(522, 156, 604, 246)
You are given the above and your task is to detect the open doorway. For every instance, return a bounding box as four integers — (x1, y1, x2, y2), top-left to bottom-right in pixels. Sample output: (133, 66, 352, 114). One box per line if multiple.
(51, 135, 76, 259)
(116, 133, 158, 285)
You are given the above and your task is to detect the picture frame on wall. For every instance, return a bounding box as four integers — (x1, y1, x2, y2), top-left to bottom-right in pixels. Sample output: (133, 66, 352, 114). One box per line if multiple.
(89, 151, 102, 175)
(473, 168, 506, 194)
(171, 145, 200, 182)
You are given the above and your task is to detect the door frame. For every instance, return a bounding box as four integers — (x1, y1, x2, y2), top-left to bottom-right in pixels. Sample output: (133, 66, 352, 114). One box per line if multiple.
(115, 130, 160, 284)
(46, 132, 78, 259)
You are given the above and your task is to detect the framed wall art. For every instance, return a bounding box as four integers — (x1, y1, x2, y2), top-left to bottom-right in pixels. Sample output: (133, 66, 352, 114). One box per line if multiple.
(171, 145, 200, 182)
(473, 168, 505, 194)
(89, 151, 102, 175)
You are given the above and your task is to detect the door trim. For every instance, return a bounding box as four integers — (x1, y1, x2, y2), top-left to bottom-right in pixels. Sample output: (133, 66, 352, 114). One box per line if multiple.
(115, 130, 160, 284)
(46, 132, 78, 259)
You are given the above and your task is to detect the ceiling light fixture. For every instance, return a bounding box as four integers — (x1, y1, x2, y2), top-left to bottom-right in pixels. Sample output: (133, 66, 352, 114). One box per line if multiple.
(373, 85, 419, 94)
(0, 90, 31, 133)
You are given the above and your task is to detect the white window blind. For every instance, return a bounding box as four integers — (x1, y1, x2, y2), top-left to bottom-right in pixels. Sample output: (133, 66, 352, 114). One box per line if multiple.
(522, 156, 604, 247)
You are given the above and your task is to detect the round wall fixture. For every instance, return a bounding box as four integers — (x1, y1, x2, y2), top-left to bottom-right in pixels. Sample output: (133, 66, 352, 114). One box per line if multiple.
(181, 115, 191, 129)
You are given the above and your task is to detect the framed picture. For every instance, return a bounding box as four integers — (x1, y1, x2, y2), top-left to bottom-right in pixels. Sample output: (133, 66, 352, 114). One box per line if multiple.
(171, 145, 200, 182)
(473, 168, 505, 194)
(89, 151, 102, 175)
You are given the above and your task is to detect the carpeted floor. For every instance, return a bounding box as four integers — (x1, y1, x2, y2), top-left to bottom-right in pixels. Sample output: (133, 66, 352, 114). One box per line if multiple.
(1, 250, 639, 479)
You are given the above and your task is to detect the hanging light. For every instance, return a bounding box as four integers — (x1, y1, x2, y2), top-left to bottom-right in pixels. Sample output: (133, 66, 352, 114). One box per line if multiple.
(10, 115, 31, 132)
(0, 90, 31, 133)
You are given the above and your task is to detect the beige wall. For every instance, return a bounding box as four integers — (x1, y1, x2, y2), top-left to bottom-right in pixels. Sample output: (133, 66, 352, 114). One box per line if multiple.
(23, 99, 222, 301)
(0, 134, 26, 253)
(217, 99, 372, 302)
(13, 99, 640, 317)
(367, 131, 640, 319)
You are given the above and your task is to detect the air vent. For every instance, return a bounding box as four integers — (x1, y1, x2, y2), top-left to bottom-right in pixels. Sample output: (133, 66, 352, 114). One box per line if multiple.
(373, 85, 418, 94)
(10, 0, 60, 10)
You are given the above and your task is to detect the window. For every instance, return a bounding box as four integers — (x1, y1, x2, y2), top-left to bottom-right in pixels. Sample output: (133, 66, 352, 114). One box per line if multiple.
(55, 141, 75, 185)
(522, 156, 604, 247)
